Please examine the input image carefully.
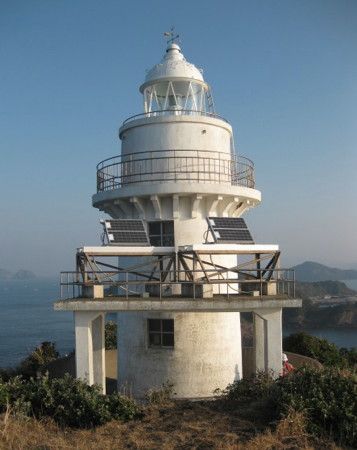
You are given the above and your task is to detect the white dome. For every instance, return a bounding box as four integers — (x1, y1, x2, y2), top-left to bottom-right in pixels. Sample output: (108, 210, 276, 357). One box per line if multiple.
(143, 43, 204, 86)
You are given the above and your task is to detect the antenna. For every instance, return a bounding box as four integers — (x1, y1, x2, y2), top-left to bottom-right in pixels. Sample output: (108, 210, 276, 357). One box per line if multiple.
(164, 26, 180, 45)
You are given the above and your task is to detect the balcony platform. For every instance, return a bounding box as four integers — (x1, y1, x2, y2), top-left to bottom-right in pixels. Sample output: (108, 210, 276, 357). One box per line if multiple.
(54, 294, 301, 313)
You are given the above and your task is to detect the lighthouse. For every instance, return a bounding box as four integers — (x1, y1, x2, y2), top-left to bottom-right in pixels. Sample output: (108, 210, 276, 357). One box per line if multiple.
(55, 38, 301, 398)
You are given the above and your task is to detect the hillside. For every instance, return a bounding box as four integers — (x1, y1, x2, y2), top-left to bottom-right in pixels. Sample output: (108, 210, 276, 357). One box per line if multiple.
(293, 261, 357, 282)
(296, 280, 357, 298)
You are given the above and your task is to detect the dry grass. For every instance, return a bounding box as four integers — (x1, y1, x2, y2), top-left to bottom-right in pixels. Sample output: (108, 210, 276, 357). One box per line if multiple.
(0, 402, 340, 450)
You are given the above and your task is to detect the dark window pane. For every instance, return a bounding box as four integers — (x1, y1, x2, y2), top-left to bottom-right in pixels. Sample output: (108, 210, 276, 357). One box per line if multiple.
(149, 333, 161, 346)
(162, 333, 174, 347)
(148, 319, 161, 332)
(149, 222, 161, 235)
(162, 319, 174, 332)
(162, 221, 174, 235)
(162, 235, 174, 246)
(149, 236, 162, 246)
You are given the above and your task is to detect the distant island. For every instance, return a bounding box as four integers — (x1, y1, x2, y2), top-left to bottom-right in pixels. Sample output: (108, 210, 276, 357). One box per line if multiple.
(0, 269, 36, 280)
(284, 266, 357, 329)
(292, 261, 357, 282)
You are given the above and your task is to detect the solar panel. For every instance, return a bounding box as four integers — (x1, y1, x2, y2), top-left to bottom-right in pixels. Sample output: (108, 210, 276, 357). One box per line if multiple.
(101, 219, 150, 246)
(207, 217, 254, 243)
(208, 217, 248, 229)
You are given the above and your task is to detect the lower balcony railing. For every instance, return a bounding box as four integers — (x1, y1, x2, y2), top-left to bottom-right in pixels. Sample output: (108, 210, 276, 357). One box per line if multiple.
(59, 268, 295, 301)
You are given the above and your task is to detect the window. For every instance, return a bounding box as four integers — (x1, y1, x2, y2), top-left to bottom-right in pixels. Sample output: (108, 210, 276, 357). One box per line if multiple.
(148, 319, 174, 348)
(148, 221, 174, 246)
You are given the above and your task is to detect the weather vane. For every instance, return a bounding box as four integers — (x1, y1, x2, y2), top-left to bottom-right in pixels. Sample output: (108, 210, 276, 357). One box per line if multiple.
(164, 26, 180, 45)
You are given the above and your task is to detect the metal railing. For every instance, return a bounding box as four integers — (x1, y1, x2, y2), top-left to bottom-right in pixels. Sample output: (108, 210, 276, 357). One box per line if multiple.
(96, 149, 255, 192)
(59, 268, 295, 301)
(121, 109, 229, 126)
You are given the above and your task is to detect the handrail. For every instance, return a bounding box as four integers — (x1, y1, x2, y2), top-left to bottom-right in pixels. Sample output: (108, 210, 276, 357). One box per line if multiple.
(121, 109, 229, 126)
(96, 149, 255, 192)
(60, 268, 295, 301)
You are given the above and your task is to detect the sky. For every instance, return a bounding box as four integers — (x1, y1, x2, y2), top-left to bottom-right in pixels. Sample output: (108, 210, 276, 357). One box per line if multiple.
(0, 0, 356, 276)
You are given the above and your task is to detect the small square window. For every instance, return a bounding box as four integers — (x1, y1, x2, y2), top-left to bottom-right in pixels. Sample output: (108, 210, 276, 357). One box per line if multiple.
(148, 221, 174, 247)
(148, 319, 174, 348)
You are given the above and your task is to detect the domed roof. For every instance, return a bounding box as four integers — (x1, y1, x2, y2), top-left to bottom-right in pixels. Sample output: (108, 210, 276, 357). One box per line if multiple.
(142, 43, 204, 88)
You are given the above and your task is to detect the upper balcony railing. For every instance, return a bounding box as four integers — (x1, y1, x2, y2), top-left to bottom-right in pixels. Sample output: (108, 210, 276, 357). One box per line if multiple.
(121, 109, 229, 126)
(96, 149, 255, 192)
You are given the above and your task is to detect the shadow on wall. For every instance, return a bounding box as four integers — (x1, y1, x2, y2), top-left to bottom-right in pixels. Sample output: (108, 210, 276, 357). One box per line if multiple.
(44, 350, 118, 394)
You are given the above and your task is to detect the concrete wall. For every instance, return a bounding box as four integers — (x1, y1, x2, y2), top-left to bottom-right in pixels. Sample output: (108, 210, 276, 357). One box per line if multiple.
(117, 311, 241, 398)
(120, 115, 232, 155)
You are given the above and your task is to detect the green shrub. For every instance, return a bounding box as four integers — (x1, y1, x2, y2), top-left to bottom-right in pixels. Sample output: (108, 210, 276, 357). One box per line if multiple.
(274, 367, 357, 446)
(223, 371, 275, 402)
(0, 373, 140, 428)
(106, 392, 141, 421)
(105, 321, 117, 350)
(283, 332, 348, 367)
(18, 341, 60, 378)
(222, 366, 356, 446)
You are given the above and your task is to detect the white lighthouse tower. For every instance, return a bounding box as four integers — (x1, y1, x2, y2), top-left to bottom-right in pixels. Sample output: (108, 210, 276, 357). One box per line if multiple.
(55, 38, 300, 398)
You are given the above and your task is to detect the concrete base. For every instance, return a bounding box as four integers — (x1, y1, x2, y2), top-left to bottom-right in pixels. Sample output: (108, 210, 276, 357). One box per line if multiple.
(253, 308, 282, 377)
(74, 311, 106, 393)
(82, 285, 104, 299)
(58, 297, 301, 398)
(117, 311, 242, 399)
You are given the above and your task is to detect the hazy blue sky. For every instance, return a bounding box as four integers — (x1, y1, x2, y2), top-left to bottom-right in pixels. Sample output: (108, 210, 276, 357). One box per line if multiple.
(1, 0, 356, 276)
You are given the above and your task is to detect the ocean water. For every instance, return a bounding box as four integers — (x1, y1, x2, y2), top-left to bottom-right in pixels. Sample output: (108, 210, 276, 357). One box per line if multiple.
(0, 279, 74, 368)
(0, 279, 356, 368)
(283, 327, 357, 349)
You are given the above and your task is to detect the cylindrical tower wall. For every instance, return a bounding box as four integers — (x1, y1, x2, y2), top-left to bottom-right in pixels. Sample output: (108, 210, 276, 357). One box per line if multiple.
(117, 311, 241, 398)
(120, 116, 232, 155)
(118, 117, 235, 186)
(116, 198, 242, 398)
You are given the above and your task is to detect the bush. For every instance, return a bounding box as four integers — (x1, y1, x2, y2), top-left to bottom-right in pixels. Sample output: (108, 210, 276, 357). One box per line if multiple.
(283, 332, 349, 367)
(145, 381, 175, 404)
(17, 341, 60, 378)
(221, 367, 356, 446)
(223, 371, 275, 402)
(274, 367, 357, 446)
(106, 392, 141, 420)
(105, 321, 117, 350)
(0, 373, 141, 428)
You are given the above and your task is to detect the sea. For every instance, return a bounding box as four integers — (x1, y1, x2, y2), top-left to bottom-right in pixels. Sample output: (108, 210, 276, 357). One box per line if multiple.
(0, 278, 356, 368)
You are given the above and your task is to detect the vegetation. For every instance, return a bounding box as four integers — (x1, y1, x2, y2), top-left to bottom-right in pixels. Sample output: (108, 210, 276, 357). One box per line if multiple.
(275, 367, 357, 446)
(283, 298, 357, 329)
(224, 367, 357, 447)
(0, 333, 355, 447)
(145, 381, 175, 405)
(0, 399, 336, 449)
(296, 280, 356, 298)
(0, 373, 141, 428)
(105, 321, 117, 350)
(283, 332, 357, 369)
(0, 341, 60, 381)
